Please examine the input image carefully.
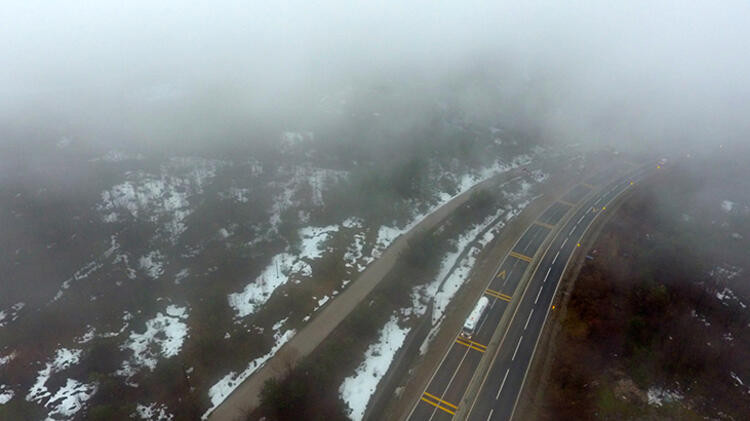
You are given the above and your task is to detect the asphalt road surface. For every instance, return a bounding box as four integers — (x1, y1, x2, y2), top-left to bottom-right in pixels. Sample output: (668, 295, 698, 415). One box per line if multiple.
(407, 160, 652, 421)
(466, 164, 652, 421)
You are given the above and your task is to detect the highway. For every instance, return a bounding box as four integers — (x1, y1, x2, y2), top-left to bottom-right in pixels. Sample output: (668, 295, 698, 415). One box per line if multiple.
(465, 164, 652, 421)
(406, 160, 651, 421)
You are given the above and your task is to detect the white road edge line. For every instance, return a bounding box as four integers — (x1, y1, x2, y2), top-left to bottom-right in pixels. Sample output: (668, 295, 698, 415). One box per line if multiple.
(506, 163, 648, 421)
(512, 335, 523, 361)
(495, 369, 510, 399)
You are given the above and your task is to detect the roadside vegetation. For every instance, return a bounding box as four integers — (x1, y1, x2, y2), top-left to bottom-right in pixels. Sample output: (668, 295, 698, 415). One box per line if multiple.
(254, 188, 512, 420)
(534, 153, 750, 420)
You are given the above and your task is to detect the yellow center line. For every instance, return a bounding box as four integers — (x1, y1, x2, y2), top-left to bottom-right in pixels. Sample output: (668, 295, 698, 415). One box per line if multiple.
(467, 339, 487, 349)
(559, 199, 576, 207)
(422, 393, 459, 414)
(509, 251, 533, 262)
(455, 339, 486, 353)
(535, 221, 555, 229)
(421, 397, 456, 415)
(485, 289, 512, 302)
(423, 392, 459, 409)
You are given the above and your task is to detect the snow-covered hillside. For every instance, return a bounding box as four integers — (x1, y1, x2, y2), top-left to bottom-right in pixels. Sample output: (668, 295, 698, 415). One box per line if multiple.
(1, 111, 558, 419)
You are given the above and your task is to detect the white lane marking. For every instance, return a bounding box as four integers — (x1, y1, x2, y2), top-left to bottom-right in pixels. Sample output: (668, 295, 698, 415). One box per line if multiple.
(577, 214, 585, 224)
(486, 408, 494, 421)
(495, 369, 510, 399)
(535, 284, 544, 304)
(552, 251, 559, 265)
(561, 237, 568, 248)
(430, 343, 471, 420)
(524, 308, 535, 330)
(543, 267, 551, 282)
(512, 335, 523, 361)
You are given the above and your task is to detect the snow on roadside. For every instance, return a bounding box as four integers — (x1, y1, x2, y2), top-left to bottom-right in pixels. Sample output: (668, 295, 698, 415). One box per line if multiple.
(298, 226, 339, 259)
(25, 348, 97, 419)
(339, 315, 409, 421)
(369, 156, 532, 260)
(228, 225, 338, 319)
(202, 328, 296, 420)
(344, 230, 369, 273)
(117, 305, 189, 377)
(415, 181, 539, 354)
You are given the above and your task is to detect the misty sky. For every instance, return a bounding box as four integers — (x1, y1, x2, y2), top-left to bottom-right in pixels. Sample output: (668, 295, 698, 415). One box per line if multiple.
(2, 1, 750, 151)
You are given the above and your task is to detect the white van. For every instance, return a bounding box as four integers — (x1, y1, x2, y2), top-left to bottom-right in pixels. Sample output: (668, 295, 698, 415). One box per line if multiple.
(461, 297, 490, 339)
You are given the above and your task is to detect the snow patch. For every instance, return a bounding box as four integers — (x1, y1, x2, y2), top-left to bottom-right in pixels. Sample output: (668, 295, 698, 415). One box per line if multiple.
(647, 387, 683, 407)
(344, 230, 369, 273)
(716, 287, 747, 309)
(203, 329, 296, 419)
(0, 302, 24, 327)
(0, 351, 17, 367)
(45, 378, 97, 419)
(691, 310, 711, 327)
(139, 250, 165, 279)
(26, 348, 96, 419)
(417, 179, 537, 354)
(136, 402, 174, 420)
(117, 305, 189, 376)
(0, 385, 14, 404)
(339, 316, 409, 421)
(229, 225, 337, 318)
(369, 156, 533, 262)
(228, 253, 309, 318)
(98, 157, 222, 242)
(298, 225, 338, 259)
(174, 268, 190, 284)
(721, 200, 735, 212)
(314, 296, 330, 311)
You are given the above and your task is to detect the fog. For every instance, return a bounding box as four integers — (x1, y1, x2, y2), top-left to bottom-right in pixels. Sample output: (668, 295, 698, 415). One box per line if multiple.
(2, 1, 750, 153)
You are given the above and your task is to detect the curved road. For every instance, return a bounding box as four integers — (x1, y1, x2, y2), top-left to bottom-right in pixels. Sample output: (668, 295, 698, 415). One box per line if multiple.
(406, 159, 653, 421)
